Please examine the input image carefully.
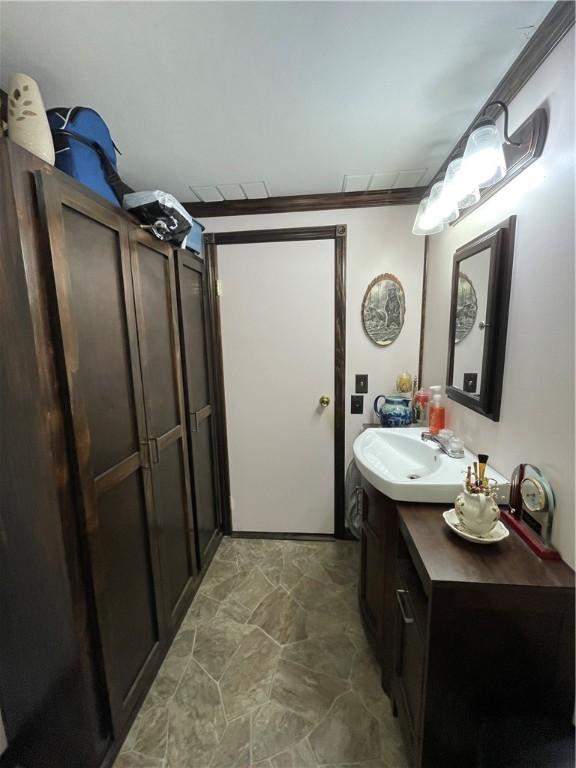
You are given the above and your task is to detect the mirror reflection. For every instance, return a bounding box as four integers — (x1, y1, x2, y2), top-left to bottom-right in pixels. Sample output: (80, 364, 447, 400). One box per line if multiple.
(451, 247, 491, 396)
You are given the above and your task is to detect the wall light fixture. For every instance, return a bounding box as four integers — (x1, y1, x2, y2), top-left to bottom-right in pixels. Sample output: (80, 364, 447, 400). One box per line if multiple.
(413, 101, 548, 235)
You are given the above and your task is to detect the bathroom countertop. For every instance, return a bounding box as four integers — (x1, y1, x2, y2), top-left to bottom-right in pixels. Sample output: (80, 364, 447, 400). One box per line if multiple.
(397, 502, 575, 592)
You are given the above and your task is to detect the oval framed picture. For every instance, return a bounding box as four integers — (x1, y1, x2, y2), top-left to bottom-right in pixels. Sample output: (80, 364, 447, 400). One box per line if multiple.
(455, 272, 477, 344)
(362, 273, 405, 346)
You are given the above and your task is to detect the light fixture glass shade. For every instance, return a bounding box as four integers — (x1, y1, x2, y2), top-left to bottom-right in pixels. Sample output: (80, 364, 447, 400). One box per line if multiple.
(443, 157, 480, 209)
(412, 196, 444, 235)
(427, 180, 459, 224)
(462, 122, 507, 188)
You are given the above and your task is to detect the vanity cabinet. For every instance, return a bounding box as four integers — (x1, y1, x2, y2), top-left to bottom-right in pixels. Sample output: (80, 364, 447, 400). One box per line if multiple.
(358, 478, 575, 768)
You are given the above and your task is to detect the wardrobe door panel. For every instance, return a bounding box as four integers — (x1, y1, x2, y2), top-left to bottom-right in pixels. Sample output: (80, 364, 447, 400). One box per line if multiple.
(180, 266, 210, 412)
(133, 241, 179, 436)
(96, 473, 158, 700)
(62, 206, 139, 475)
(175, 251, 221, 568)
(130, 233, 197, 630)
(36, 173, 164, 732)
(152, 439, 192, 614)
(193, 411, 219, 559)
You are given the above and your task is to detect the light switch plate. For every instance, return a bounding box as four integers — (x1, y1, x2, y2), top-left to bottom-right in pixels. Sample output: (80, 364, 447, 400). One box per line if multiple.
(355, 374, 368, 393)
(351, 395, 364, 414)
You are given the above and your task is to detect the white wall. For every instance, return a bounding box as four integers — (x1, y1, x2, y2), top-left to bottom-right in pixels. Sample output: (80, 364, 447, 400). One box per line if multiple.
(422, 30, 575, 567)
(199, 206, 425, 465)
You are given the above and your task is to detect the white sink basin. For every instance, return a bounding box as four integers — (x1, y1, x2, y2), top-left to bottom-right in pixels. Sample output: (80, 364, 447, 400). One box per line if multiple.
(353, 427, 509, 504)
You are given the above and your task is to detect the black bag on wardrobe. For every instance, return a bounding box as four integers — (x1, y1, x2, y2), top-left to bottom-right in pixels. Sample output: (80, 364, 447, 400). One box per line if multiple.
(123, 191, 195, 247)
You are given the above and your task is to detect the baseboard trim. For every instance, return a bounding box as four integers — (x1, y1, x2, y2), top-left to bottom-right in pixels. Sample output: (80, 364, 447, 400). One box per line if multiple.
(230, 531, 338, 542)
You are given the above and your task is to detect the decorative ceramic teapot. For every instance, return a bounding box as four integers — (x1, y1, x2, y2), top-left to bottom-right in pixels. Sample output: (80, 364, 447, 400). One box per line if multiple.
(455, 488, 500, 536)
(373, 394, 412, 427)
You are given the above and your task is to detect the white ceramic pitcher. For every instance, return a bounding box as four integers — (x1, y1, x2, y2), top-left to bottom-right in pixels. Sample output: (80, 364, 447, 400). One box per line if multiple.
(455, 488, 500, 536)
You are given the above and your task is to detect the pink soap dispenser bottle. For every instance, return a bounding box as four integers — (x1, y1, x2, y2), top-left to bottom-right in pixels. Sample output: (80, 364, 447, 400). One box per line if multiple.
(428, 386, 445, 435)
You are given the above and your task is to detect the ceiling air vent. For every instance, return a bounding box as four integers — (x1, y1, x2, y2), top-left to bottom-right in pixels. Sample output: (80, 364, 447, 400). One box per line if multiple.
(341, 169, 427, 192)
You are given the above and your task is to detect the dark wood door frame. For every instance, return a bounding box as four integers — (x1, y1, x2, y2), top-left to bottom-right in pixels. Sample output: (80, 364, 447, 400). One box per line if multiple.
(203, 225, 347, 539)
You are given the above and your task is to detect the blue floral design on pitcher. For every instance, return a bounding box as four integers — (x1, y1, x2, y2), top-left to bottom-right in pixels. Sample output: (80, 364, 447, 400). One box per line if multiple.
(373, 395, 412, 427)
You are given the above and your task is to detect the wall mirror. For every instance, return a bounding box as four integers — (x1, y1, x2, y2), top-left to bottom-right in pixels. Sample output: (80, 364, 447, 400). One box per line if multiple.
(446, 217, 516, 420)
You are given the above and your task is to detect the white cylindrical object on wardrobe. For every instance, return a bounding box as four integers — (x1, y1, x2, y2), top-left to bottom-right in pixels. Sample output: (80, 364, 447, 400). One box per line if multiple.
(7, 73, 55, 165)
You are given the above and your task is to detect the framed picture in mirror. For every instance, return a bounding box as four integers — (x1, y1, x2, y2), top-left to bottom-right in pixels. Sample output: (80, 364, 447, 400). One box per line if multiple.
(446, 216, 516, 420)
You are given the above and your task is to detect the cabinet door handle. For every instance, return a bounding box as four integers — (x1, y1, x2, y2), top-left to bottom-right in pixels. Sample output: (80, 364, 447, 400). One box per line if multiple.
(356, 486, 368, 521)
(355, 487, 363, 519)
(140, 440, 152, 469)
(396, 589, 415, 625)
(149, 437, 160, 464)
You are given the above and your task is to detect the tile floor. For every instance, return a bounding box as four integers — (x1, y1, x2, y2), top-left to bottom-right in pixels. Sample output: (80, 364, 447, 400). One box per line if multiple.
(114, 537, 408, 768)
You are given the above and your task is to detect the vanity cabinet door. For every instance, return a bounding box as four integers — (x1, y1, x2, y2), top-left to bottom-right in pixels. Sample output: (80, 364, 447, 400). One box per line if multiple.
(359, 505, 384, 645)
(359, 478, 399, 693)
(392, 557, 427, 766)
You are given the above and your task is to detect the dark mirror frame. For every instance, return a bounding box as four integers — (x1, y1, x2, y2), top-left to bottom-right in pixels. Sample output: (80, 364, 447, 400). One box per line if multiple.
(446, 216, 516, 421)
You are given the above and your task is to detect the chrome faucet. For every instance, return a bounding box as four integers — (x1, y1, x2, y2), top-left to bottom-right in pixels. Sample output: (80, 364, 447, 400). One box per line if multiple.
(421, 431, 465, 458)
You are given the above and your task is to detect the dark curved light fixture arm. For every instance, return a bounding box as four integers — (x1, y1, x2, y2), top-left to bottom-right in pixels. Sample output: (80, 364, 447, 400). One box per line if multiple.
(483, 100, 522, 146)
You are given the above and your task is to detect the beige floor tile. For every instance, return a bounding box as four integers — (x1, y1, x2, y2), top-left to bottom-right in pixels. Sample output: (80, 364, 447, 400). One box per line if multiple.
(166, 659, 226, 768)
(194, 618, 251, 680)
(181, 593, 220, 628)
(229, 569, 276, 611)
(220, 627, 281, 719)
(279, 561, 305, 590)
(249, 587, 309, 645)
(270, 737, 317, 767)
(209, 713, 251, 767)
(291, 575, 351, 615)
(216, 597, 253, 624)
(308, 690, 380, 764)
(121, 704, 168, 760)
(251, 700, 316, 763)
(271, 659, 349, 725)
(281, 633, 356, 680)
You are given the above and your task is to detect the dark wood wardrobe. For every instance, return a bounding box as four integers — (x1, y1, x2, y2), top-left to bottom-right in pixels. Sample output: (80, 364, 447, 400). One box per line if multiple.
(0, 138, 221, 768)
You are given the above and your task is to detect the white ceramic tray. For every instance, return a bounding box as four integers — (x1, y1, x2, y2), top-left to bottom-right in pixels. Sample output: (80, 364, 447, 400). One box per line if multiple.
(443, 508, 510, 544)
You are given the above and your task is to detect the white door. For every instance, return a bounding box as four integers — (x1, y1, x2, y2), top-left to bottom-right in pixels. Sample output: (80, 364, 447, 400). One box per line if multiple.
(218, 239, 335, 534)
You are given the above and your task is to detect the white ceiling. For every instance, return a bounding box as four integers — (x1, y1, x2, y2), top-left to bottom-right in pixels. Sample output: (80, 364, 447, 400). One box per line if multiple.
(0, 1, 554, 201)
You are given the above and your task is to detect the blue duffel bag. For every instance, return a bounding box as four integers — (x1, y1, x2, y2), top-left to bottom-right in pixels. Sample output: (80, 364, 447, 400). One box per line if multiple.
(47, 107, 131, 205)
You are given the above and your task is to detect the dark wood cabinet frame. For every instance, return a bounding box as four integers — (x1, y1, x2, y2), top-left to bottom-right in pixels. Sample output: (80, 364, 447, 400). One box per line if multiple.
(446, 217, 516, 421)
(203, 225, 347, 538)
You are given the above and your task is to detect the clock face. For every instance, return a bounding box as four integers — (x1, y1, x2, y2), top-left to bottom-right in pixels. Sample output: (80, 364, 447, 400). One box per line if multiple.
(520, 477, 547, 513)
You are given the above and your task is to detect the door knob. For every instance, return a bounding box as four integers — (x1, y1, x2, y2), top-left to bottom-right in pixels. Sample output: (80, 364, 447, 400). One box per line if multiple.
(319, 395, 330, 407)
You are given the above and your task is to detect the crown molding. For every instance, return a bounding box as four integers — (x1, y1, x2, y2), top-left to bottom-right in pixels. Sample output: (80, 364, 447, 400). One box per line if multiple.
(182, 187, 426, 218)
(429, 0, 575, 189)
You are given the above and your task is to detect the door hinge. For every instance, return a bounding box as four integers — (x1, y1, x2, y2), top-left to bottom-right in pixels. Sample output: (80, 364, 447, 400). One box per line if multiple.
(229, 495, 235, 512)
(216, 279, 223, 297)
